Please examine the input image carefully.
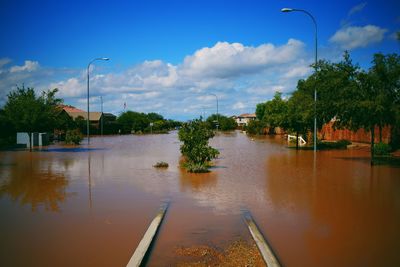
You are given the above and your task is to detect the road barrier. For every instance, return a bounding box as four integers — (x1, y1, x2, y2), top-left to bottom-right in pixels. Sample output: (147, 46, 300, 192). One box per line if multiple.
(126, 202, 169, 267)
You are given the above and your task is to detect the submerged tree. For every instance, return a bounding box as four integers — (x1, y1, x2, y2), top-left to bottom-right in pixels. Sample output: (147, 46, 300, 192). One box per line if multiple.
(178, 119, 219, 172)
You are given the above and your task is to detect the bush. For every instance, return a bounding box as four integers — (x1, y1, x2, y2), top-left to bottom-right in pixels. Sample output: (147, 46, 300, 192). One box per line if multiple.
(178, 119, 219, 173)
(374, 142, 391, 156)
(244, 120, 265, 135)
(184, 162, 210, 173)
(65, 129, 83, 145)
(153, 161, 169, 168)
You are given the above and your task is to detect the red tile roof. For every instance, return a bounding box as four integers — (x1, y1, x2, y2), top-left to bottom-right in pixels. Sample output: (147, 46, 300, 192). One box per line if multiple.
(61, 105, 85, 113)
(238, 113, 256, 118)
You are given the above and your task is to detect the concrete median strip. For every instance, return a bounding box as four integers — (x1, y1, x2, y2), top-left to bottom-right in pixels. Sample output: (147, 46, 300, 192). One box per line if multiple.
(243, 211, 281, 267)
(127, 202, 169, 267)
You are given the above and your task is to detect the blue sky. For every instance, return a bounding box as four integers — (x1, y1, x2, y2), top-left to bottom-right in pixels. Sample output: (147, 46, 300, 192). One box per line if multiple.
(0, 0, 399, 120)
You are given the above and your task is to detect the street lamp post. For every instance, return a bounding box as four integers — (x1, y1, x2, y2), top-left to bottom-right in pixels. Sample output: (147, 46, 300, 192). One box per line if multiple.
(87, 57, 109, 145)
(281, 7, 318, 152)
(100, 96, 103, 136)
(209, 93, 219, 132)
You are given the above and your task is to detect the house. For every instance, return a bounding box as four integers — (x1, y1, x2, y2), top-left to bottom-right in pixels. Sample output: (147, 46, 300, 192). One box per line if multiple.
(235, 113, 256, 127)
(61, 105, 103, 128)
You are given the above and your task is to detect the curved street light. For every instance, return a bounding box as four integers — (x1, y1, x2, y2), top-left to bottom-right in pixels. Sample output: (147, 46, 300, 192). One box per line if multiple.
(209, 93, 219, 132)
(87, 57, 109, 145)
(281, 7, 318, 152)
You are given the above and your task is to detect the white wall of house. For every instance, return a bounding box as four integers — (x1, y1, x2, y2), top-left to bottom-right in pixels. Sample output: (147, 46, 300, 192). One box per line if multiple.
(235, 117, 255, 126)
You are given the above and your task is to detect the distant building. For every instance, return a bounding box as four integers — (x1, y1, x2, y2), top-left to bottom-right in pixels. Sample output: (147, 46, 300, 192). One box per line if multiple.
(235, 113, 256, 127)
(61, 105, 103, 128)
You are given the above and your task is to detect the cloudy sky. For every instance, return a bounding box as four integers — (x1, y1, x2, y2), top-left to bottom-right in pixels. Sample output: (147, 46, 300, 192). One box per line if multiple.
(0, 0, 399, 120)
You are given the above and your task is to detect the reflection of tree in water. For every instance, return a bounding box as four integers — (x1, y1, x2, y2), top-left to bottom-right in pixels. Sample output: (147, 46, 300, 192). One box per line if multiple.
(179, 167, 217, 192)
(0, 154, 69, 212)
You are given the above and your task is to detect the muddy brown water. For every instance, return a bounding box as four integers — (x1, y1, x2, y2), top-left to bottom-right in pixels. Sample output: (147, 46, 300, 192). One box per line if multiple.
(0, 131, 399, 266)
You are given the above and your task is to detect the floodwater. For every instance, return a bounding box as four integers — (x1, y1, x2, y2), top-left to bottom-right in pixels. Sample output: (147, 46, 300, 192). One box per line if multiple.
(0, 131, 399, 266)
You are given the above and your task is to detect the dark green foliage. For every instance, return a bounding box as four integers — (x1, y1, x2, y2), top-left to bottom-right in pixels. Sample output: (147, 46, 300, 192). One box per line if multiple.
(0, 109, 16, 148)
(374, 142, 391, 156)
(3, 86, 62, 151)
(244, 120, 265, 135)
(257, 92, 288, 134)
(178, 119, 219, 173)
(117, 111, 181, 134)
(184, 162, 210, 173)
(206, 114, 237, 131)
(65, 129, 83, 145)
(153, 161, 169, 168)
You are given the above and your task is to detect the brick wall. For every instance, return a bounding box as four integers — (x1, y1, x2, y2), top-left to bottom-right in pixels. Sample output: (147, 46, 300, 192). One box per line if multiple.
(319, 121, 391, 143)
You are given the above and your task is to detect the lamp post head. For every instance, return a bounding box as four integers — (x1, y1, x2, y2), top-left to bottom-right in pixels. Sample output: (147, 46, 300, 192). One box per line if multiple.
(281, 7, 294, 12)
(101, 57, 110, 61)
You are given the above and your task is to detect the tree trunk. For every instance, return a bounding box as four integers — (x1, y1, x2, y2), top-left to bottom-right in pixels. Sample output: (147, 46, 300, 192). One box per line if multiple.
(379, 124, 382, 143)
(28, 132, 32, 152)
(370, 126, 375, 166)
(296, 131, 299, 150)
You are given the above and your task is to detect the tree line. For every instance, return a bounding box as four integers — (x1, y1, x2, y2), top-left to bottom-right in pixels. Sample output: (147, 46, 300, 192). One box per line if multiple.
(0, 86, 181, 149)
(252, 51, 400, 159)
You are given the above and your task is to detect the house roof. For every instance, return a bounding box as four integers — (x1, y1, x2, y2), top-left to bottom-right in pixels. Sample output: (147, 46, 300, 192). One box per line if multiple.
(67, 111, 102, 121)
(61, 105, 85, 113)
(237, 113, 256, 118)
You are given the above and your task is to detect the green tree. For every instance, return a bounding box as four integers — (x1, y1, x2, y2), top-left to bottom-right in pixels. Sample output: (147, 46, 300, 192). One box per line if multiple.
(285, 90, 314, 149)
(261, 92, 288, 134)
(255, 102, 266, 121)
(206, 114, 237, 131)
(321, 52, 400, 163)
(117, 111, 149, 133)
(0, 109, 16, 147)
(3, 86, 61, 151)
(244, 120, 266, 135)
(147, 112, 164, 122)
(369, 53, 400, 143)
(178, 119, 219, 172)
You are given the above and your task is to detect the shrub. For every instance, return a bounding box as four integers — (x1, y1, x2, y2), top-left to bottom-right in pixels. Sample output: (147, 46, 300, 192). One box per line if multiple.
(244, 120, 265, 135)
(153, 161, 169, 168)
(65, 129, 83, 145)
(184, 162, 210, 173)
(374, 142, 391, 156)
(178, 119, 219, 172)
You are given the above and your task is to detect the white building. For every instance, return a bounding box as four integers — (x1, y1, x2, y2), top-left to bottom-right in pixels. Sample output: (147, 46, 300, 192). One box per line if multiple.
(234, 113, 256, 127)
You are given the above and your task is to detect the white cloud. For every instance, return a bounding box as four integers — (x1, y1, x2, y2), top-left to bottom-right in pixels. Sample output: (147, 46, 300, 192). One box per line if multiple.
(50, 77, 85, 98)
(232, 101, 246, 110)
(0, 39, 313, 120)
(180, 39, 305, 78)
(283, 63, 311, 79)
(10, 60, 40, 73)
(348, 2, 367, 16)
(330, 25, 387, 50)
